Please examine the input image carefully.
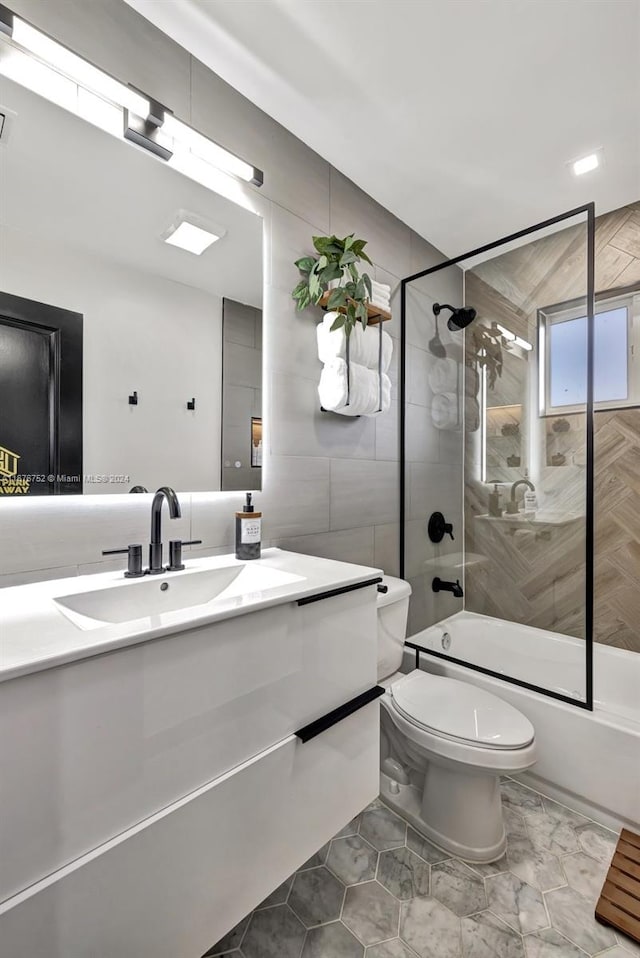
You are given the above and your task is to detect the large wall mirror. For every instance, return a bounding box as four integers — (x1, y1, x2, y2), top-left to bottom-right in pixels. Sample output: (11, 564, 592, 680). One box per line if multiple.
(0, 76, 263, 496)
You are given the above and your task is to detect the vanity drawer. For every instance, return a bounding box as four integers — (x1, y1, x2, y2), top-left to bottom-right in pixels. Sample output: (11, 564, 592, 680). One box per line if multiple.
(0, 697, 380, 958)
(0, 584, 378, 902)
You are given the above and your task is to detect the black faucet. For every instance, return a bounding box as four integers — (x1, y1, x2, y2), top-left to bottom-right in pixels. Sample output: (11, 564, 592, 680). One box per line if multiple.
(149, 486, 181, 574)
(506, 478, 535, 515)
(432, 577, 463, 598)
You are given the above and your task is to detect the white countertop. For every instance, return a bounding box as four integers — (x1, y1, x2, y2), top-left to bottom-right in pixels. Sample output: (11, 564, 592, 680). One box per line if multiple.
(0, 549, 382, 684)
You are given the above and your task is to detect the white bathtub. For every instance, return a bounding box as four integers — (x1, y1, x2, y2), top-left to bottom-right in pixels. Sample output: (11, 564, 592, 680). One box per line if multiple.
(406, 611, 640, 831)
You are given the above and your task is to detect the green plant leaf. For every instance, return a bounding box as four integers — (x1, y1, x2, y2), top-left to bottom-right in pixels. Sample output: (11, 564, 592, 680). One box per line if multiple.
(330, 315, 345, 331)
(358, 249, 373, 265)
(294, 256, 315, 274)
(340, 250, 357, 266)
(320, 263, 342, 284)
(344, 234, 354, 250)
(363, 273, 373, 298)
(318, 254, 328, 270)
(327, 288, 347, 309)
(355, 278, 366, 301)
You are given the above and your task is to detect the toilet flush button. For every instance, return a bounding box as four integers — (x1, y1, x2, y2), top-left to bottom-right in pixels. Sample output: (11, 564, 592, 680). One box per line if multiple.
(441, 631, 451, 651)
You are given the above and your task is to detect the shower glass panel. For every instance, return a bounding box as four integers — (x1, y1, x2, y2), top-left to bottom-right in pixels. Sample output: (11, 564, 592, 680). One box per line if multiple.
(401, 205, 595, 708)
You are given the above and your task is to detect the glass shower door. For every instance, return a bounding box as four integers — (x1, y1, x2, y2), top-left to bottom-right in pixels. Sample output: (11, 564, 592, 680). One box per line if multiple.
(400, 205, 595, 708)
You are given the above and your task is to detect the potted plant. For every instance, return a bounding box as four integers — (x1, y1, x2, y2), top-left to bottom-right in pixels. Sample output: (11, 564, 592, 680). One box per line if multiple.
(291, 233, 373, 337)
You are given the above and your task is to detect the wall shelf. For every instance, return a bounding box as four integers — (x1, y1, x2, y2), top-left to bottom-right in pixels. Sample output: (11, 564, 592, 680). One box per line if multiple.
(319, 291, 391, 324)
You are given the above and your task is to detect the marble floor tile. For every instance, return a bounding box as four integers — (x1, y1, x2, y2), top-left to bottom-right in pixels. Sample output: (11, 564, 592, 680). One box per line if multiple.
(399, 896, 462, 958)
(256, 875, 294, 910)
(504, 806, 529, 840)
(288, 866, 345, 927)
(342, 880, 400, 946)
(359, 806, 407, 851)
(377, 846, 431, 900)
(544, 886, 616, 955)
(335, 816, 363, 839)
(300, 842, 331, 870)
(522, 927, 588, 958)
(616, 932, 640, 955)
(460, 911, 525, 958)
(406, 826, 450, 864)
(561, 851, 608, 904)
(501, 780, 544, 813)
(301, 920, 364, 958)
(366, 939, 420, 958)
(241, 905, 306, 958)
(485, 872, 549, 935)
(327, 836, 379, 886)
(540, 799, 589, 830)
(574, 823, 618, 865)
(507, 837, 567, 893)
(598, 948, 638, 958)
(431, 859, 487, 917)
(467, 853, 510, 878)
(527, 818, 580, 857)
(205, 914, 250, 955)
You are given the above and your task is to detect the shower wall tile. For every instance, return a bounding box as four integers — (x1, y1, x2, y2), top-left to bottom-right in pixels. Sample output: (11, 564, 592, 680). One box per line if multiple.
(406, 402, 441, 464)
(265, 285, 323, 383)
(270, 206, 326, 295)
(270, 373, 377, 460)
(408, 462, 462, 522)
(375, 402, 400, 462)
(330, 459, 399, 531)
(406, 346, 432, 408)
(192, 60, 332, 232)
(330, 170, 412, 279)
(273, 527, 376, 569)
(374, 523, 401, 578)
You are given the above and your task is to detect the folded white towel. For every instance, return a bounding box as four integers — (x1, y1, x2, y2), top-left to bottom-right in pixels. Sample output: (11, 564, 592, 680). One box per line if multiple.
(431, 392, 460, 430)
(319, 359, 392, 416)
(371, 280, 391, 295)
(428, 358, 458, 394)
(369, 297, 390, 312)
(317, 312, 393, 372)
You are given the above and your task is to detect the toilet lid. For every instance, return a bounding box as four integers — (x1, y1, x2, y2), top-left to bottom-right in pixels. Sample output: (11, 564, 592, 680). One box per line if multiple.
(390, 671, 534, 749)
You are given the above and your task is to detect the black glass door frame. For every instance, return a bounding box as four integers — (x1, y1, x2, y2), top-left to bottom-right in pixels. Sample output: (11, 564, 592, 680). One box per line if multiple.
(399, 203, 596, 711)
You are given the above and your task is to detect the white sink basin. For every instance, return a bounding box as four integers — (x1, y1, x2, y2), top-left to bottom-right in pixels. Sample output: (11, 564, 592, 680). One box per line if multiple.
(54, 563, 305, 630)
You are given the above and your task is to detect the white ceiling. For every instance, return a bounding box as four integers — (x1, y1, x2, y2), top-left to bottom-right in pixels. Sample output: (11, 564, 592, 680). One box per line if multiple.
(0, 76, 263, 305)
(126, 0, 640, 259)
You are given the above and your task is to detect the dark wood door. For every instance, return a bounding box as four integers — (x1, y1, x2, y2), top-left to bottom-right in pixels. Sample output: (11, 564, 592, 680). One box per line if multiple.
(0, 292, 83, 496)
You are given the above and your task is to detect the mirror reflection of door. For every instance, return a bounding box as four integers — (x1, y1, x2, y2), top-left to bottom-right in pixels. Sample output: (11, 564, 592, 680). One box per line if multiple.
(0, 292, 82, 496)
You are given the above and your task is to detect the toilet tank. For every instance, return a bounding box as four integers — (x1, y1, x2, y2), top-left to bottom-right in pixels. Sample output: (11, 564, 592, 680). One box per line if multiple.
(377, 575, 412, 681)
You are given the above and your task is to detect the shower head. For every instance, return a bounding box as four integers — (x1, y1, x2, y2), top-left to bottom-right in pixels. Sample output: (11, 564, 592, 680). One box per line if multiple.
(433, 303, 477, 332)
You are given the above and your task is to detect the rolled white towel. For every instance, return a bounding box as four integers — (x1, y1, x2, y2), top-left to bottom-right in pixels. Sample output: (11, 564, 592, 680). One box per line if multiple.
(317, 312, 393, 372)
(369, 296, 391, 311)
(428, 358, 458, 394)
(371, 280, 392, 296)
(431, 392, 460, 430)
(319, 359, 392, 416)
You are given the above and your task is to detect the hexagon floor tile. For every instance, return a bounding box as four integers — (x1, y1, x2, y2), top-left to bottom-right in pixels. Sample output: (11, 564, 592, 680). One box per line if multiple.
(202, 779, 625, 958)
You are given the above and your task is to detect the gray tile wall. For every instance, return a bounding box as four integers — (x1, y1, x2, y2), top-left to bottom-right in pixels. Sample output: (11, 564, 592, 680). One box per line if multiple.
(5, 0, 459, 601)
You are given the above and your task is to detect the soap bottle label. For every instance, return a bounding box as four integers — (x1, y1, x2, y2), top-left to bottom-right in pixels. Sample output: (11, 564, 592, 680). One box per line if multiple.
(241, 517, 261, 544)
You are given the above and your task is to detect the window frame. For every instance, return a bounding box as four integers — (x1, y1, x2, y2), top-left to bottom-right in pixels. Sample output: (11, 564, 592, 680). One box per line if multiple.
(538, 284, 640, 417)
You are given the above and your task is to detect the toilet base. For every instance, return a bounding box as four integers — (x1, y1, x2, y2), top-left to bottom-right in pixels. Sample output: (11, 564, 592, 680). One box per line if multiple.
(380, 770, 507, 864)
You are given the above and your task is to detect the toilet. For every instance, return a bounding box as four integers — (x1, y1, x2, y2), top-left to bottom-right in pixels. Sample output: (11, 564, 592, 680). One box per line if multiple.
(376, 575, 537, 863)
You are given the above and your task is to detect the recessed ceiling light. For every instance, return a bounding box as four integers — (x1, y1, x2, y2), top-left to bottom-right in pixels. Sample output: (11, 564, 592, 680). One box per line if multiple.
(162, 214, 226, 255)
(571, 152, 601, 176)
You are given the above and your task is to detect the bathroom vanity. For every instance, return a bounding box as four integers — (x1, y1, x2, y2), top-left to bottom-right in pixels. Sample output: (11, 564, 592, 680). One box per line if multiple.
(0, 549, 382, 957)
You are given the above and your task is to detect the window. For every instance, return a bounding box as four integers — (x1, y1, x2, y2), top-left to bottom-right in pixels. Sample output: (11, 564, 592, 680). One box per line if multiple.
(540, 289, 640, 414)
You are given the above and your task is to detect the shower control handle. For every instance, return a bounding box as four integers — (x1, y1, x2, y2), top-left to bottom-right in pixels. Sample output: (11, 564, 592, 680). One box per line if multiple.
(428, 511, 454, 543)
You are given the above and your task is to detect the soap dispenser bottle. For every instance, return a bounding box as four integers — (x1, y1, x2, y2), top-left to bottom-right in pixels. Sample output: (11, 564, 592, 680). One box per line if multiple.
(235, 493, 262, 560)
(488, 482, 503, 517)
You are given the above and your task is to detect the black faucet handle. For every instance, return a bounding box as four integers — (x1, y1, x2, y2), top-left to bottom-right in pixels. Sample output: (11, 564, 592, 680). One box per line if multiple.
(428, 511, 455, 543)
(167, 538, 203, 572)
(102, 544, 144, 578)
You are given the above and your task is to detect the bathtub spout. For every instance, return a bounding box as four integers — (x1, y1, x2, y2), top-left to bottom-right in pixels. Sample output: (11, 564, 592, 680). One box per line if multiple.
(432, 577, 463, 598)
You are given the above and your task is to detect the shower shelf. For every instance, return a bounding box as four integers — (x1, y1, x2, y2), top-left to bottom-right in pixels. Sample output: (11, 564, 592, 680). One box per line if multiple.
(318, 291, 391, 324)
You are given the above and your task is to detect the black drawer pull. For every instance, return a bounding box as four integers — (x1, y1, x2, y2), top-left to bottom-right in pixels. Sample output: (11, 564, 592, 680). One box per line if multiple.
(297, 577, 382, 606)
(295, 685, 385, 743)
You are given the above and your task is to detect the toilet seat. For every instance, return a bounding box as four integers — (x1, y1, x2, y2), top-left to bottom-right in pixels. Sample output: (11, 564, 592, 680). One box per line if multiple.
(390, 670, 534, 750)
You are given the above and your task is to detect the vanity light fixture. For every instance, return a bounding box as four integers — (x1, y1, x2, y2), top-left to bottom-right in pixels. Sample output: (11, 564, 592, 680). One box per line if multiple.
(162, 213, 226, 255)
(571, 151, 601, 177)
(495, 323, 533, 352)
(0, 6, 264, 186)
